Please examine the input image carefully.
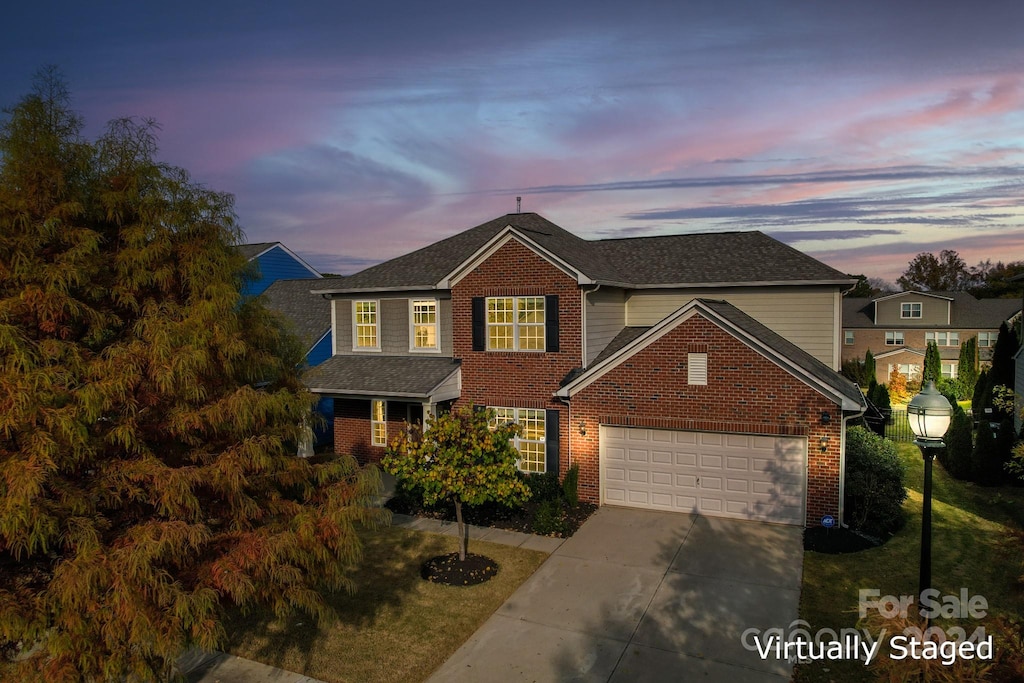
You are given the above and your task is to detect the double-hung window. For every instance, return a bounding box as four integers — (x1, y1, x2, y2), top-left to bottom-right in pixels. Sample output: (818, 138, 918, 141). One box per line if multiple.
(925, 331, 959, 347)
(487, 296, 545, 351)
(885, 331, 904, 346)
(410, 299, 438, 351)
(942, 363, 957, 379)
(844, 330, 855, 345)
(490, 407, 546, 473)
(371, 399, 387, 446)
(354, 300, 379, 350)
(901, 302, 922, 319)
(978, 331, 996, 348)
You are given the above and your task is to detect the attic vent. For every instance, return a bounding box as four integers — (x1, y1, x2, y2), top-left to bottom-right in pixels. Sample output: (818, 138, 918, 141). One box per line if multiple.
(688, 353, 708, 386)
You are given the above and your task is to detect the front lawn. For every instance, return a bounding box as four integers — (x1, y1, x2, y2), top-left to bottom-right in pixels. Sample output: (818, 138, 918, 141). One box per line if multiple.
(797, 442, 1024, 682)
(222, 526, 549, 683)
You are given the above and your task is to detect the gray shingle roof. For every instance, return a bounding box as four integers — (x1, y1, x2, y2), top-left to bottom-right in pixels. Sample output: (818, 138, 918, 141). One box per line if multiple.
(237, 242, 278, 260)
(303, 356, 460, 397)
(843, 292, 1019, 329)
(315, 213, 852, 292)
(590, 232, 851, 285)
(699, 299, 866, 410)
(260, 278, 337, 348)
(592, 327, 651, 366)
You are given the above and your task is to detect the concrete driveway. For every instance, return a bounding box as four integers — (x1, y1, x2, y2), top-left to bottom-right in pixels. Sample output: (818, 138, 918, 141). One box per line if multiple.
(428, 507, 803, 682)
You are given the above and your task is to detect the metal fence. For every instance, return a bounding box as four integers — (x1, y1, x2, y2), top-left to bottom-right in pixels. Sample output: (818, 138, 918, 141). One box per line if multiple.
(884, 409, 914, 442)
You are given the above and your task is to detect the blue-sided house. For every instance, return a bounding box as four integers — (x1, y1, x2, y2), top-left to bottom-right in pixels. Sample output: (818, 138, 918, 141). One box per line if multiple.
(238, 242, 338, 448)
(237, 242, 323, 297)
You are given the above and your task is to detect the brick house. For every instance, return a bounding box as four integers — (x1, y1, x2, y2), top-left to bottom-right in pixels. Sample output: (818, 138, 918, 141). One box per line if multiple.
(842, 291, 1019, 384)
(307, 213, 865, 527)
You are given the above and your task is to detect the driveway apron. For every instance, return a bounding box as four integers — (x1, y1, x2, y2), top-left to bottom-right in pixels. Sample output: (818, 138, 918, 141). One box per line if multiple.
(427, 506, 803, 682)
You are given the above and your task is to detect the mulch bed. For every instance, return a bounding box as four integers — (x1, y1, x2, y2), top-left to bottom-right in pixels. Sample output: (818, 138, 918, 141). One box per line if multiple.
(804, 526, 883, 554)
(421, 553, 499, 586)
(386, 496, 597, 538)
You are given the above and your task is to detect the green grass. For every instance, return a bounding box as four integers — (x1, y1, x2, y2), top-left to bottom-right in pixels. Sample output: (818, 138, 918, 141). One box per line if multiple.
(223, 525, 549, 683)
(796, 442, 1024, 682)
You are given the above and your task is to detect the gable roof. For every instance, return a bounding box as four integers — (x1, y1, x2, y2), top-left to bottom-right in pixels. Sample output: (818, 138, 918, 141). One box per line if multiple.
(312, 213, 853, 294)
(237, 242, 278, 260)
(261, 277, 337, 349)
(557, 298, 865, 412)
(237, 242, 323, 279)
(843, 292, 1020, 329)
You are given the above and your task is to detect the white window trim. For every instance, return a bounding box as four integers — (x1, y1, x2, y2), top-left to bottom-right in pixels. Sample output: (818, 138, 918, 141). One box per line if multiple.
(885, 331, 905, 346)
(979, 332, 996, 347)
(925, 331, 960, 347)
(844, 330, 855, 345)
(352, 300, 381, 352)
(489, 406, 546, 473)
(371, 399, 387, 446)
(408, 298, 441, 353)
(486, 296, 546, 352)
(900, 302, 923, 319)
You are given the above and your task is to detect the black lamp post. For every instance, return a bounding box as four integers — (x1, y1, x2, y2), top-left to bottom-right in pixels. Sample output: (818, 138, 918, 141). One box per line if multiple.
(906, 380, 952, 621)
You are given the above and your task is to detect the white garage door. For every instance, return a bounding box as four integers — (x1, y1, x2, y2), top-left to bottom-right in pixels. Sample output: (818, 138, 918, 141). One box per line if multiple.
(600, 426, 807, 525)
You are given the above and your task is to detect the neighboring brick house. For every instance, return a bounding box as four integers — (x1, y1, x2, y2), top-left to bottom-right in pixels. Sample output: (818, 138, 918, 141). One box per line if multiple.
(842, 291, 1019, 385)
(308, 213, 865, 527)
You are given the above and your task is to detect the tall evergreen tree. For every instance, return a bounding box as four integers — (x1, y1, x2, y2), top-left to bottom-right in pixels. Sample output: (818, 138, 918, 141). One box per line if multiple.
(989, 322, 1018, 390)
(0, 70, 387, 682)
(923, 341, 942, 383)
(864, 350, 876, 385)
(958, 337, 979, 394)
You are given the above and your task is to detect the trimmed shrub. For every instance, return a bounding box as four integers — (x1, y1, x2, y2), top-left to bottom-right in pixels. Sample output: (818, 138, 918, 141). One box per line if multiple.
(562, 464, 580, 508)
(943, 404, 974, 480)
(973, 420, 999, 484)
(532, 499, 568, 536)
(844, 426, 907, 537)
(523, 471, 562, 503)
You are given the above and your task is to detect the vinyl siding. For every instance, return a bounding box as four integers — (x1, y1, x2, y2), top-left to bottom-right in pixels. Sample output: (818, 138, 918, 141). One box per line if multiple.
(625, 286, 840, 369)
(332, 294, 453, 356)
(306, 332, 333, 366)
(874, 295, 950, 326)
(243, 245, 319, 297)
(585, 287, 626, 365)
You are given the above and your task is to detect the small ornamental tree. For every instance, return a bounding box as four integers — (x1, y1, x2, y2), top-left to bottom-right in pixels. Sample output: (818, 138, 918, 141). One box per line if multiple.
(888, 367, 910, 404)
(864, 350, 876, 385)
(382, 406, 532, 561)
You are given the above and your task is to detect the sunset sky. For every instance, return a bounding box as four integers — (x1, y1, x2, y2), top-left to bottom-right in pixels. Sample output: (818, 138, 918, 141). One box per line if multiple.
(3, 1, 1023, 282)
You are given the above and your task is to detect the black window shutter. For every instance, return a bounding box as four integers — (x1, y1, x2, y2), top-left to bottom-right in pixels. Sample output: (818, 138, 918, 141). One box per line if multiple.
(545, 295, 559, 352)
(545, 409, 560, 476)
(472, 297, 486, 351)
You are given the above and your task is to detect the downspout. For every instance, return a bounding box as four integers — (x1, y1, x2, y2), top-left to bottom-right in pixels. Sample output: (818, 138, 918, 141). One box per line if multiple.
(839, 398, 867, 528)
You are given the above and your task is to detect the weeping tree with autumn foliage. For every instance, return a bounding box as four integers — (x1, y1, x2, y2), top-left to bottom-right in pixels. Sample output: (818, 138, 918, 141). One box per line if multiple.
(0, 70, 388, 682)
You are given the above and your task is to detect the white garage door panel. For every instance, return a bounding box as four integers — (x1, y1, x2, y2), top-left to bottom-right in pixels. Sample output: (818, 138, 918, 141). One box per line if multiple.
(600, 426, 807, 525)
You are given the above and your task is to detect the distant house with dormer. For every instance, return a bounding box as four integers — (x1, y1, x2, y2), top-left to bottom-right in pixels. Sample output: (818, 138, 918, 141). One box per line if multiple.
(842, 291, 1020, 384)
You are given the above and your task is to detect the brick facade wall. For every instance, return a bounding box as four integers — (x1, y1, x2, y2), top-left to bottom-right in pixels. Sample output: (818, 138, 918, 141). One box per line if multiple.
(568, 313, 843, 527)
(333, 397, 409, 464)
(842, 327, 996, 384)
(451, 238, 582, 475)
